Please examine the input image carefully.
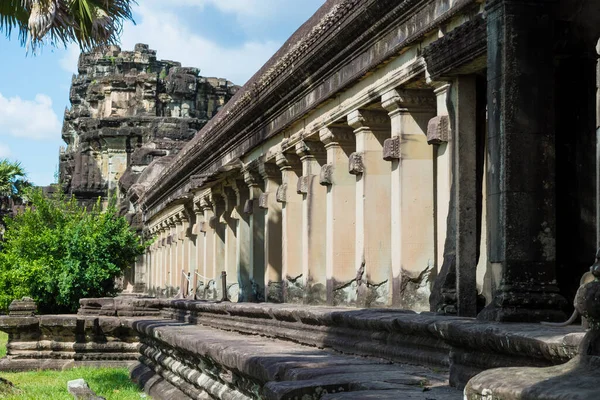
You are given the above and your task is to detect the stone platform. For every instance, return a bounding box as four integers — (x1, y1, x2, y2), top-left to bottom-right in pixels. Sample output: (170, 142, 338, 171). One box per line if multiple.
(0, 298, 588, 399)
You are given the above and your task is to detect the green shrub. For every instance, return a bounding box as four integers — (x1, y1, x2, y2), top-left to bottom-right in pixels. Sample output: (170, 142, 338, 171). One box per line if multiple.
(0, 189, 147, 314)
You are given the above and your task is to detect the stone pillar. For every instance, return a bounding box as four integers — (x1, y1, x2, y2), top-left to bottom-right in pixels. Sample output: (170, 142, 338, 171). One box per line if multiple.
(201, 197, 215, 299)
(211, 190, 227, 300)
(347, 109, 392, 307)
(232, 179, 251, 302)
(192, 201, 205, 298)
(276, 152, 304, 303)
(295, 140, 327, 304)
(479, 0, 567, 322)
(319, 126, 357, 306)
(259, 163, 283, 303)
(168, 217, 176, 290)
(382, 90, 436, 311)
(243, 167, 265, 302)
(222, 185, 239, 302)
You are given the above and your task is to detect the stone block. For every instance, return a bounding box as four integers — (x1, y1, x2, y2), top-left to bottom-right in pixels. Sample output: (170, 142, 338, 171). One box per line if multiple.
(276, 183, 287, 203)
(427, 115, 450, 145)
(382, 137, 400, 161)
(319, 164, 333, 186)
(348, 152, 364, 175)
(258, 193, 269, 209)
(8, 297, 37, 317)
(296, 176, 311, 194)
(67, 378, 105, 400)
(243, 199, 254, 214)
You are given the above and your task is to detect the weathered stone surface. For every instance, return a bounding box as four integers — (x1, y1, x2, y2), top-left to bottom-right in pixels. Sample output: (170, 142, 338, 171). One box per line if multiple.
(382, 136, 400, 161)
(8, 297, 36, 317)
(348, 152, 364, 175)
(426, 115, 450, 145)
(67, 379, 105, 400)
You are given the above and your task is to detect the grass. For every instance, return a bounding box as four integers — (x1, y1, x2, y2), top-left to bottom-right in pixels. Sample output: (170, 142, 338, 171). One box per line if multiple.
(0, 331, 147, 399)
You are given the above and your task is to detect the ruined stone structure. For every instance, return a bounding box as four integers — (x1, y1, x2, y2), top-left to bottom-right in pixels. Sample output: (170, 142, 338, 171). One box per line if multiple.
(59, 43, 238, 229)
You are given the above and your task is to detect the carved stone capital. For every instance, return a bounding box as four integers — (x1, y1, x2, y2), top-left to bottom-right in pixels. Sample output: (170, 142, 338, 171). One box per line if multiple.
(259, 162, 280, 179)
(348, 152, 364, 175)
(243, 168, 261, 187)
(295, 140, 326, 159)
(319, 164, 333, 186)
(383, 136, 401, 161)
(427, 115, 450, 145)
(276, 152, 302, 171)
(319, 126, 355, 147)
(276, 183, 288, 203)
(381, 89, 436, 114)
(347, 109, 390, 131)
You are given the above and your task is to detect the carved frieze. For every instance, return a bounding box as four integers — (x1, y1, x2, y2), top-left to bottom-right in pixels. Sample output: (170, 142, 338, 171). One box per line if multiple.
(320, 164, 333, 186)
(348, 152, 364, 175)
(383, 137, 400, 161)
(427, 115, 450, 145)
(276, 184, 288, 203)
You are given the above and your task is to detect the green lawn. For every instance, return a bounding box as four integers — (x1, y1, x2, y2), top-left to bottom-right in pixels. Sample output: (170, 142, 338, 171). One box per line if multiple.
(0, 331, 147, 399)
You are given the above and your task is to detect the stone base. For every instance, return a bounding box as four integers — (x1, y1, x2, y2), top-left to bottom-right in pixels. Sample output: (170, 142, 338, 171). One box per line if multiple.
(477, 290, 568, 323)
(465, 355, 600, 400)
(0, 358, 135, 372)
(129, 363, 193, 400)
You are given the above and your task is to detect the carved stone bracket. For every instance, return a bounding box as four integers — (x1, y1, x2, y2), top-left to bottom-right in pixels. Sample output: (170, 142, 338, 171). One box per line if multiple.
(244, 199, 254, 214)
(348, 152, 364, 175)
(383, 137, 400, 161)
(276, 184, 288, 203)
(427, 115, 450, 145)
(258, 193, 269, 209)
(297, 176, 311, 194)
(320, 164, 333, 186)
(347, 109, 390, 131)
(381, 89, 436, 114)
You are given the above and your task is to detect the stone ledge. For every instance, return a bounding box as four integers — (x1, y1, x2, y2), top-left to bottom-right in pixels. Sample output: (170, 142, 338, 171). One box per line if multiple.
(125, 318, 458, 400)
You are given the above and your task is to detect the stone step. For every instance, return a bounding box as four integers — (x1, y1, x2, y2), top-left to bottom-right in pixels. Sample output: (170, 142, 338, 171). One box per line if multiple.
(127, 318, 462, 400)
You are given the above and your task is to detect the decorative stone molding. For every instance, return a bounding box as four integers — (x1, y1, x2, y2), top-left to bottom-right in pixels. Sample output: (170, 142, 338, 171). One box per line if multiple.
(319, 126, 355, 147)
(296, 176, 311, 194)
(383, 137, 401, 161)
(258, 193, 269, 209)
(320, 164, 333, 186)
(427, 115, 450, 145)
(295, 140, 326, 160)
(259, 163, 280, 179)
(347, 109, 390, 131)
(244, 199, 254, 214)
(348, 152, 364, 175)
(276, 184, 288, 203)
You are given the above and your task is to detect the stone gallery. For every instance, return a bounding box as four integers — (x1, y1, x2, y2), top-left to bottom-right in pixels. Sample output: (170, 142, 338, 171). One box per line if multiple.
(3, 0, 600, 399)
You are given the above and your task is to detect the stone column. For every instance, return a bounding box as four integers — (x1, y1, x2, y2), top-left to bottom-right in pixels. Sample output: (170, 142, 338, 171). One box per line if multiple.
(382, 90, 436, 311)
(347, 109, 392, 307)
(295, 140, 327, 304)
(259, 163, 283, 303)
(231, 179, 251, 302)
(319, 126, 357, 306)
(479, 0, 567, 322)
(222, 185, 239, 302)
(201, 196, 215, 299)
(168, 217, 176, 290)
(192, 201, 204, 298)
(243, 167, 265, 302)
(276, 152, 304, 303)
(211, 190, 227, 299)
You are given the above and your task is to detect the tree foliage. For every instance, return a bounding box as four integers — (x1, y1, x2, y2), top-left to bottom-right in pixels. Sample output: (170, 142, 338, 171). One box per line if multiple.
(0, 0, 136, 52)
(0, 159, 30, 201)
(0, 188, 147, 313)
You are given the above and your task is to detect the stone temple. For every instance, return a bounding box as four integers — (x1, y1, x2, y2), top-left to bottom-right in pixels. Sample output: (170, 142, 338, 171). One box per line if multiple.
(3, 0, 600, 399)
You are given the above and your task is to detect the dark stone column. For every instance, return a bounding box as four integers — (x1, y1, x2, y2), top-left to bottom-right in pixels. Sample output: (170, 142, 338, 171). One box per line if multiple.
(478, 0, 568, 322)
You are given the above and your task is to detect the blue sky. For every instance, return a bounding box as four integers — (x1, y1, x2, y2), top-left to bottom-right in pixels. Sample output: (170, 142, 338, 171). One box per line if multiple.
(0, 0, 325, 186)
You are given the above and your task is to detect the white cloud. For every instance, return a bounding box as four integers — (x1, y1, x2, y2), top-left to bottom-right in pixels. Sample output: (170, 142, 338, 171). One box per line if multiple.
(118, 4, 281, 85)
(0, 93, 61, 140)
(0, 144, 11, 158)
(59, 45, 80, 74)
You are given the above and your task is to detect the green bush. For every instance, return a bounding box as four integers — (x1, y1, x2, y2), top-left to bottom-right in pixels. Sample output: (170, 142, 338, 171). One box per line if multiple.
(0, 189, 147, 314)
